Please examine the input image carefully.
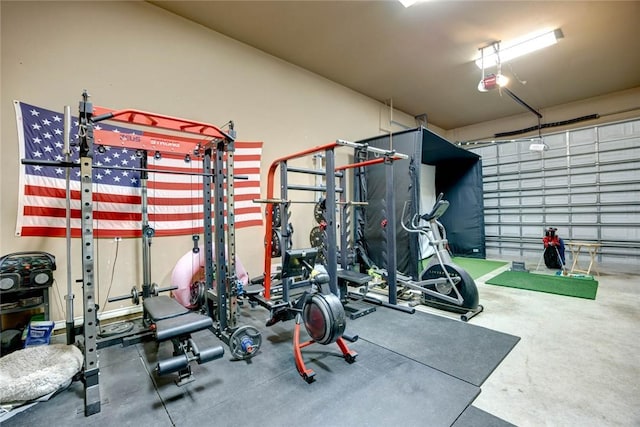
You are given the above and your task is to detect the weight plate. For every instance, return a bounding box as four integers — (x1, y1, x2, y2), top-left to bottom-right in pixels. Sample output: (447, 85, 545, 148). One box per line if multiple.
(99, 321, 134, 337)
(314, 198, 326, 224)
(189, 281, 205, 308)
(309, 226, 324, 248)
(267, 204, 282, 228)
(229, 325, 262, 360)
(271, 229, 282, 258)
(131, 287, 140, 305)
(286, 223, 294, 250)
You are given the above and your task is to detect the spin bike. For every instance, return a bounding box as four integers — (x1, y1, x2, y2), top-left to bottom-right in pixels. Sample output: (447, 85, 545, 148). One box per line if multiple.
(398, 193, 483, 321)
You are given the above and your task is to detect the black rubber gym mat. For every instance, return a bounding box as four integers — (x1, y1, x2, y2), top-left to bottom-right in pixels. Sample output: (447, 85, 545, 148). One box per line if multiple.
(348, 306, 520, 387)
(146, 309, 482, 426)
(2, 308, 513, 426)
(156, 332, 481, 427)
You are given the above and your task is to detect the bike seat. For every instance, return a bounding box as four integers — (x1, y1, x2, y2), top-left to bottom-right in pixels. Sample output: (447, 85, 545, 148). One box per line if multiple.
(420, 200, 449, 222)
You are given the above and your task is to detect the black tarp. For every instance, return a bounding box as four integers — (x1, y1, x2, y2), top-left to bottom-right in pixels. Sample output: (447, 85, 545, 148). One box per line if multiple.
(354, 127, 485, 279)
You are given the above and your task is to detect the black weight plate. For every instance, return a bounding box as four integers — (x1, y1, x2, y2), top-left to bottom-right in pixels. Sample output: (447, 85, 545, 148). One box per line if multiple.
(189, 281, 205, 308)
(267, 204, 282, 228)
(313, 198, 326, 224)
(271, 229, 282, 258)
(286, 223, 294, 250)
(309, 226, 324, 248)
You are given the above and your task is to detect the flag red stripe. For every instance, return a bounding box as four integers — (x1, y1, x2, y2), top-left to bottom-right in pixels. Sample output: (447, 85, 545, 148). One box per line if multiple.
(234, 194, 260, 202)
(25, 185, 142, 204)
(147, 193, 260, 204)
(147, 181, 205, 191)
(235, 181, 261, 188)
(147, 164, 259, 175)
(24, 205, 260, 220)
(235, 155, 261, 161)
(19, 218, 264, 238)
(146, 180, 260, 191)
(25, 185, 260, 204)
(23, 206, 141, 221)
(19, 227, 142, 238)
(148, 207, 261, 222)
(234, 167, 261, 174)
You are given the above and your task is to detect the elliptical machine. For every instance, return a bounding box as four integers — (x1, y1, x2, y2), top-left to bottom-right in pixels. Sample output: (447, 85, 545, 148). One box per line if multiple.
(398, 193, 483, 321)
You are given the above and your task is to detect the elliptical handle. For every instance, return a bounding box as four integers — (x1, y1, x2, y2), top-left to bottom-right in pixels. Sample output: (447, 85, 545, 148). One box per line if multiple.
(400, 201, 411, 232)
(401, 201, 426, 234)
(400, 201, 415, 233)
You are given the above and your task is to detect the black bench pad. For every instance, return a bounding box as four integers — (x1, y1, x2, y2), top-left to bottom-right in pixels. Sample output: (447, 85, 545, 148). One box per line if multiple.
(155, 312, 213, 342)
(144, 295, 189, 321)
(337, 270, 372, 286)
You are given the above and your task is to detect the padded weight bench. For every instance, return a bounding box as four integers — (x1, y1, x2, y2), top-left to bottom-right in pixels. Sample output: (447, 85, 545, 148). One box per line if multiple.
(337, 270, 376, 319)
(143, 296, 224, 385)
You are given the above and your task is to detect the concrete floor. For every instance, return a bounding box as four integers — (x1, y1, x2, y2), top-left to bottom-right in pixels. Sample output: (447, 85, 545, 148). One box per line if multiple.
(454, 265, 640, 426)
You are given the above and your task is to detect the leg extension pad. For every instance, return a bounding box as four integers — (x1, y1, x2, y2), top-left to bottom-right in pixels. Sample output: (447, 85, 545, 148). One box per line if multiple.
(157, 354, 189, 376)
(189, 338, 224, 364)
(156, 341, 224, 376)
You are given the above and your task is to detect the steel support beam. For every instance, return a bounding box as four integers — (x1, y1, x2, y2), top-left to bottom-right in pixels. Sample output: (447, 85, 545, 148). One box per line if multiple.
(78, 91, 100, 416)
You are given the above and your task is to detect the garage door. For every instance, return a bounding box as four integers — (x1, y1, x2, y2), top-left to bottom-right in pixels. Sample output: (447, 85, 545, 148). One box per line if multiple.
(468, 118, 640, 274)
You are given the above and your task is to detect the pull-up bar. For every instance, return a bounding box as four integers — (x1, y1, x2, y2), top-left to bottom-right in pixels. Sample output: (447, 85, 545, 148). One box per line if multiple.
(89, 107, 234, 156)
(254, 198, 367, 206)
(92, 106, 232, 140)
(335, 139, 409, 160)
(335, 155, 406, 172)
(263, 140, 406, 210)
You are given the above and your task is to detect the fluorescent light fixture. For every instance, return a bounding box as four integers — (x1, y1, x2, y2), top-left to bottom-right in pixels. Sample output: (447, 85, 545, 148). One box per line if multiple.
(398, 0, 427, 7)
(475, 29, 563, 69)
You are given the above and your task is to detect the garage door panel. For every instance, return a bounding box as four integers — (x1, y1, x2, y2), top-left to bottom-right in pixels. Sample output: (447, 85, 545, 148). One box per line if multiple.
(469, 118, 640, 272)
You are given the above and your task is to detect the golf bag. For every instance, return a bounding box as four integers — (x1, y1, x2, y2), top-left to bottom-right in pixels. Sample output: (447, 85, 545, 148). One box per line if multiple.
(542, 227, 566, 269)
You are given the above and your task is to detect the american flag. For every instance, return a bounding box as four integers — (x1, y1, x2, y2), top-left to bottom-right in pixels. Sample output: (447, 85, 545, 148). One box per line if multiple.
(14, 101, 263, 238)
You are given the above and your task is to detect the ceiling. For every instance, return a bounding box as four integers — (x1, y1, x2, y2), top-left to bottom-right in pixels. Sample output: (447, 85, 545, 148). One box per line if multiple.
(150, 1, 640, 130)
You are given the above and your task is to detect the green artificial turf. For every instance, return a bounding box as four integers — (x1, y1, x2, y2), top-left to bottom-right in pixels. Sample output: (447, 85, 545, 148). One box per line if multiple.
(451, 257, 509, 279)
(485, 270, 598, 300)
(419, 256, 508, 280)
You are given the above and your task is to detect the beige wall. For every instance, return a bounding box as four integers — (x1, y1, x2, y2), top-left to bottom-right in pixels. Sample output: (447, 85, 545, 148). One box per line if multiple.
(1, 1, 419, 323)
